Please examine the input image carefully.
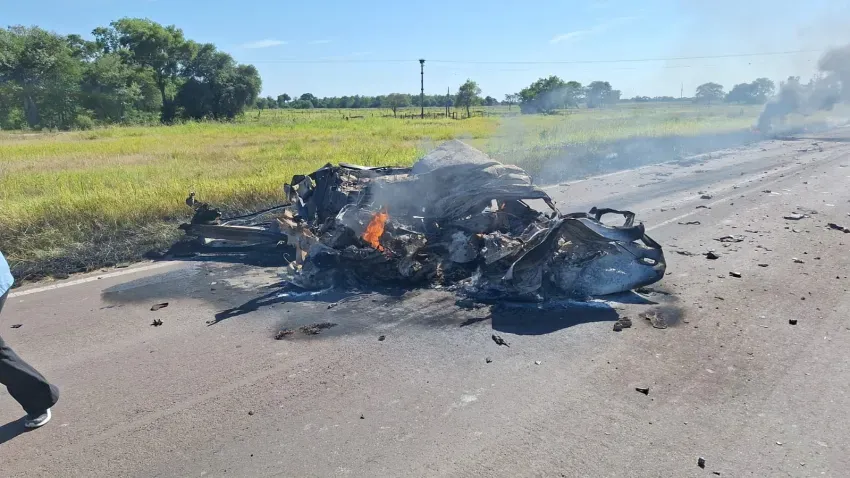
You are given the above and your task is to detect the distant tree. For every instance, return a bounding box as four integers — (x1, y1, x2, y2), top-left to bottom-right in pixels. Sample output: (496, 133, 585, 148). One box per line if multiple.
(96, 18, 190, 121)
(586, 81, 619, 108)
(695, 82, 725, 104)
(299, 93, 317, 107)
(725, 83, 754, 104)
(504, 93, 519, 110)
(751, 77, 775, 102)
(290, 99, 313, 109)
(256, 97, 268, 110)
(383, 93, 411, 117)
(0, 26, 83, 128)
(725, 78, 774, 104)
(176, 43, 261, 120)
(455, 79, 481, 118)
(277, 93, 290, 107)
(80, 53, 142, 123)
(517, 76, 584, 113)
(483, 95, 497, 106)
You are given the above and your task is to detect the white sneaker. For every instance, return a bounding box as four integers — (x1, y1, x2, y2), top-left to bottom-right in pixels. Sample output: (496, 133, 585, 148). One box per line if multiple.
(24, 409, 51, 429)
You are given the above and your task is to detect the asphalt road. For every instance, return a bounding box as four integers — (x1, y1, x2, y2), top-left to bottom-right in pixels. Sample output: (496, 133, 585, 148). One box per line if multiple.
(2, 129, 850, 477)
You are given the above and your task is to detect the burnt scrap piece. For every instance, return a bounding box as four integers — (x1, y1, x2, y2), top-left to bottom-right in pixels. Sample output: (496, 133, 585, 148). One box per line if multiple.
(635, 387, 650, 395)
(729, 271, 742, 278)
(189, 203, 222, 225)
(10, 324, 22, 329)
(613, 317, 632, 332)
(176, 140, 667, 300)
(299, 322, 337, 335)
(716, 235, 744, 243)
(151, 319, 163, 327)
(678, 221, 701, 225)
(150, 302, 169, 311)
(274, 329, 294, 340)
(491, 334, 510, 347)
(641, 310, 669, 329)
(705, 251, 720, 260)
(698, 457, 706, 469)
(827, 223, 850, 233)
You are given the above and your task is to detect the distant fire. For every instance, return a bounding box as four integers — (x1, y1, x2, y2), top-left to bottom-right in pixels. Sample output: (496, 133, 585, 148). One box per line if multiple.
(362, 208, 389, 251)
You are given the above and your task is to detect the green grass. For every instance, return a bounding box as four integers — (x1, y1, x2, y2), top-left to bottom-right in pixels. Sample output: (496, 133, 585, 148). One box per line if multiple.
(0, 102, 804, 280)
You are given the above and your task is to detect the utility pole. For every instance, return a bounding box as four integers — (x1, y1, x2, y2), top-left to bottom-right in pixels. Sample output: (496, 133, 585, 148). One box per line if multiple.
(680, 83, 684, 99)
(419, 59, 425, 119)
(446, 86, 450, 118)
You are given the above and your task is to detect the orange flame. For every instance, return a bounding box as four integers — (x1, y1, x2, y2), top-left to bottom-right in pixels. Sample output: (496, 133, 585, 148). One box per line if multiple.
(362, 208, 389, 251)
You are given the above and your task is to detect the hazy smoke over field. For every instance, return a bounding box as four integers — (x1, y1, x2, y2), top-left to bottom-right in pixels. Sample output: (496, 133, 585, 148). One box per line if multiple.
(757, 44, 850, 131)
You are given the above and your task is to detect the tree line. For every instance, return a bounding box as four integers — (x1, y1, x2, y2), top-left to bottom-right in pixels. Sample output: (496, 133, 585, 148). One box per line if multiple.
(693, 78, 776, 105)
(257, 76, 622, 116)
(0, 19, 261, 130)
(254, 90, 500, 114)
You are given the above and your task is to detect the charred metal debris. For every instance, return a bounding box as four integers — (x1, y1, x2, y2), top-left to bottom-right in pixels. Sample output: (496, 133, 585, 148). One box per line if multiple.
(179, 140, 666, 300)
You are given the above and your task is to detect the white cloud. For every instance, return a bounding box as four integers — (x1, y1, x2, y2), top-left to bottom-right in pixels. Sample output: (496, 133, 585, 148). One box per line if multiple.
(240, 39, 287, 49)
(550, 16, 639, 44)
(308, 39, 333, 45)
(550, 30, 592, 44)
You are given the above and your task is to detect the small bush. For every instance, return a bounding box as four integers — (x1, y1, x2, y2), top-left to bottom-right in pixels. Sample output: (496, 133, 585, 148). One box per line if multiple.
(73, 114, 96, 130)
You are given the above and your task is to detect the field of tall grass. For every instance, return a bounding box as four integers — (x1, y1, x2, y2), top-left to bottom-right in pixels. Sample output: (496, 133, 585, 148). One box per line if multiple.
(0, 103, 767, 280)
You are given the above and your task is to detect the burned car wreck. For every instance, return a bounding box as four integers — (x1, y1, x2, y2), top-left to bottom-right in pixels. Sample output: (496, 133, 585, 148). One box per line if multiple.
(180, 140, 666, 300)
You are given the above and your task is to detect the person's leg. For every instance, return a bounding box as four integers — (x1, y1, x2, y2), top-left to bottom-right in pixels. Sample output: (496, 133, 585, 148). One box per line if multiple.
(0, 291, 60, 420)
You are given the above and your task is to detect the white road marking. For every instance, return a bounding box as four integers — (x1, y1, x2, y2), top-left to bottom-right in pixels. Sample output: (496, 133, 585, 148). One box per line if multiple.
(8, 262, 175, 298)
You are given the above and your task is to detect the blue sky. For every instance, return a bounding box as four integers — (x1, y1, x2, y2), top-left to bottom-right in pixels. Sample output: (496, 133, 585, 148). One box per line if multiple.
(4, 0, 850, 99)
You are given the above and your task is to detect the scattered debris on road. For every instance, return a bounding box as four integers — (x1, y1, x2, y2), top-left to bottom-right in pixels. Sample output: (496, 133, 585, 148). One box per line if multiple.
(827, 223, 850, 233)
(641, 309, 670, 329)
(679, 221, 702, 225)
(675, 250, 697, 256)
(485, 357, 492, 363)
(758, 263, 769, 267)
(151, 319, 163, 327)
(248, 410, 254, 416)
(729, 271, 742, 278)
(793, 258, 805, 264)
(635, 387, 650, 395)
(492, 334, 510, 347)
(299, 322, 337, 335)
(150, 302, 169, 311)
(698, 457, 706, 469)
(378, 335, 386, 341)
(535, 360, 542, 365)
(274, 329, 294, 340)
(10, 324, 22, 329)
(705, 251, 720, 260)
(613, 317, 632, 332)
(783, 213, 808, 220)
(789, 319, 798, 325)
(700, 194, 713, 200)
(716, 235, 744, 243)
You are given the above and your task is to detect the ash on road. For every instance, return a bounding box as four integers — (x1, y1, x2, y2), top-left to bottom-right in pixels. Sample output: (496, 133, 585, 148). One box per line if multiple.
(2, 129, 850, 477)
